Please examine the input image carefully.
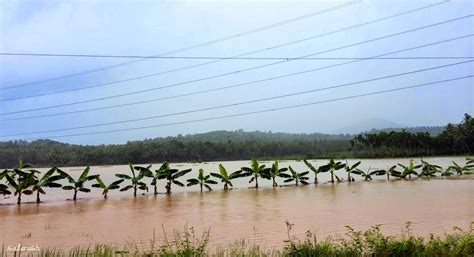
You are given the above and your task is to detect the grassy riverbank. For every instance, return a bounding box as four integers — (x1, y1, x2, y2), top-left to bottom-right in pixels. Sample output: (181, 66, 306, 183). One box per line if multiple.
(2, 222, 473, 257)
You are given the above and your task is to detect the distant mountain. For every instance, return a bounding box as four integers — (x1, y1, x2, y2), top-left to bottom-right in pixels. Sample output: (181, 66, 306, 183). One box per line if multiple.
(336, 118, 405, 135)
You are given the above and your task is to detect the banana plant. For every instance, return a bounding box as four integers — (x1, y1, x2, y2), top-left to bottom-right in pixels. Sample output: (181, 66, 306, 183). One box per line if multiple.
(146, 162, 169, 195)
(211, 164, 243, 190)
(31, 167, 64, 203)
(0, 170, 12, 196)
(157, 165, 191, 194)
(320, 159, 345, 183)
(419, 159, 441, 178)
(187, 168, 217, 192)
(58, 167, 99, 201)
(284, 166, 309, 186)
(116, 163, 149, 197)
(439, 168, 454, 178)
(447, 161, 474, 175)
(262, 161, 289, 187)
(397, 160, 421, 179)
(92, 177, 124, 199)
(375, 165, 400, 180)
(303, 160, 320, 184)
(352, 167, 381, 181)
(241, 158, 268, 188)
(344, 161, 361, 182)
(5, 171, 37, 204)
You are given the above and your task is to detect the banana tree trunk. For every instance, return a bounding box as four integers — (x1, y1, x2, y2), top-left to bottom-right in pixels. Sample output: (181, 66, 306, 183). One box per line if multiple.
(166, 181, 172, 194)
(73, 189, 78, 201)
(255, 175, 259, 188)
(154, 184, 157, 195)
(330, 171, 335, 183)
(272, 177, 277, 187)
(224, 183, 228, 190)
(17, 193, 21, 205)
(200, 184, 203, 192)
(133, 185, 137, 197)
(387, 174, 390, 181)
(347, 172, 351, 183)
(36, 190, 41, 203)
(296, 179, 299, 186)
(314, 173, 318, 184)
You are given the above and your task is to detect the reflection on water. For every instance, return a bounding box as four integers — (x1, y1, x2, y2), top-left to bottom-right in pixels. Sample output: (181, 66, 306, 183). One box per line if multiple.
(0, 157, 473, 250)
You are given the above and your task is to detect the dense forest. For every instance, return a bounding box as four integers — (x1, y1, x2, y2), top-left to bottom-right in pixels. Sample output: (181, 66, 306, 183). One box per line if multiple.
(0, 114, 472, 168)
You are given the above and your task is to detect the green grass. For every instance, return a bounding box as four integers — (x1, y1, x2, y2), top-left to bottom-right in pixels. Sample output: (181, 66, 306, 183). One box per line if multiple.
(2, 222, 473, 256)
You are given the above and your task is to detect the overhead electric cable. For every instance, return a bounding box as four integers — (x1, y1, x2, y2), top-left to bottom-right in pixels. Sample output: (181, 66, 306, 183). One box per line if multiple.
(1, 33, 471, 117)
(10, 75, 472, 141)
(2, 13, 471, 102)
(0, 1, 358, 90)
(2, 60, 471, 137)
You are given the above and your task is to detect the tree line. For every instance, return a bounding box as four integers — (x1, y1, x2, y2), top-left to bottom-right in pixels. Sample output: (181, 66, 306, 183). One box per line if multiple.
(0, 114, 472, 168)
(351, 113, 474, 157)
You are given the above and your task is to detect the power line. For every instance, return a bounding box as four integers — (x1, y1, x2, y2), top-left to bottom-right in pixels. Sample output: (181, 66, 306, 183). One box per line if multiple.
(1, 1, 358, 90)
(0, 1, 449, 93)
(2, 53, 472, 60)
(9, 75, 472, 141)
(2, 14, 471, 102)
(2, 60, 471, 137)
(1, 34, 471, 117)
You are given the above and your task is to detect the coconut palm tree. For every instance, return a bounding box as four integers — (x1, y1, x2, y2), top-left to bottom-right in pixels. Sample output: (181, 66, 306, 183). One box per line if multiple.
(156, 165, 191, 194)
(303, 160, 320, 184)
(241, 158, 268, 188)
(187, 168, 217, 192)
(320, 159, 345, 183)
(262, 161, 289, 187)
(91, 177, 124, 199)
(116, 163, 150, 197)
(344, 161, 361, 182)
(210, 164, 243, 190)
(284, 166, 310, 186)
(58, 167, 99, 201)
(31, 167, 64, 203)
(397, 160, 421, 179)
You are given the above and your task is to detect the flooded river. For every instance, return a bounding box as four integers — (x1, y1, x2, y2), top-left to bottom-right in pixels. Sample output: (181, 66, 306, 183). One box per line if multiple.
(0, 157, 473, 251)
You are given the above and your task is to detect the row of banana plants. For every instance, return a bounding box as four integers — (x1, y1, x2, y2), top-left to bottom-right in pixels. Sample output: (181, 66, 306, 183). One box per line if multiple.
(0, 158, 473, 205)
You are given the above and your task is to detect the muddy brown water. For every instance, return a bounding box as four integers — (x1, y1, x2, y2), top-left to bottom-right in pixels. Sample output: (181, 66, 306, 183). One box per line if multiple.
(0, 157, 473, 251)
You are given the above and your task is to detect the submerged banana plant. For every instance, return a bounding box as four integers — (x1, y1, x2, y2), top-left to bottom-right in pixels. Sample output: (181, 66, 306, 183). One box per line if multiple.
(241, 158, 268, 188)
(262, 161, 289, 187)
(419, 159, 442, 178)
(211, 164, 243, 190)
(116, 163, 149, 197)
(344, 161, 361, 182)
(447, 161, 474, 175)
(352, 167, 382, 181)
(58, 167, 99, 201)
(157, 165, 191, 194)
(397, 160, 421, 179)
(284, 166, 310, 186)
(320, 159, 345, 183)
(303, 160, 320, 184)
(92, 177, 124, 199)
(4, 160, 39, 204)
(187, 168, 217, 192)
(0, 170, 12, 196)
(31, 167, 64, 203)
(146, 162, 169, 195)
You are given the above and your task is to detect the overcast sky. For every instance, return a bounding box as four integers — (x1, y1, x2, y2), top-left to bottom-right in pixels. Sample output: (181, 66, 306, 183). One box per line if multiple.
(0, 0, 473, 145)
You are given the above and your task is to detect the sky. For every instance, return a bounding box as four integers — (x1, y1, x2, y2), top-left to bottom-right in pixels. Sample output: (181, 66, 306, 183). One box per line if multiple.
(0, 0, 473, 145)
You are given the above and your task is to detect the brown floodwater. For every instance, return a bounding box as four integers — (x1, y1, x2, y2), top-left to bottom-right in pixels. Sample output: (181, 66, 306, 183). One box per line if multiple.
(0, 157, 473, 251)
